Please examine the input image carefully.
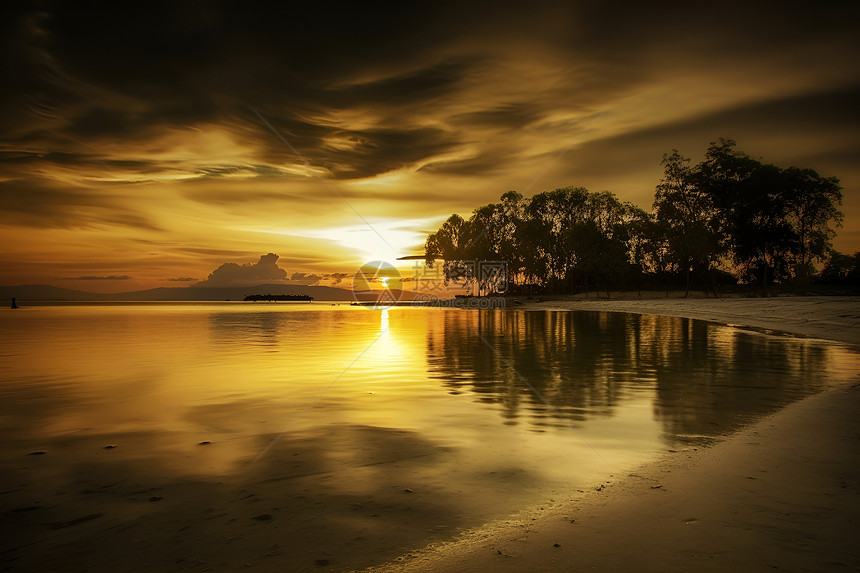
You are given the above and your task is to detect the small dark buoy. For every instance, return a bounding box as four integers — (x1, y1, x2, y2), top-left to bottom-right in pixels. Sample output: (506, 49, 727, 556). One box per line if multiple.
(11, 297, 19, 309)
(553, 542, 561, 548)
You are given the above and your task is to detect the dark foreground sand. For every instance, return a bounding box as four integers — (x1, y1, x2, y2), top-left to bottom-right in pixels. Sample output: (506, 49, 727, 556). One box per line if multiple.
(364, 296, 860, 573)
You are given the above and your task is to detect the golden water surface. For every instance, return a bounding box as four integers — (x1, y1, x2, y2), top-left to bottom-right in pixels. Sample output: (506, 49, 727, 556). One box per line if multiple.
(1, 303, 858, 572)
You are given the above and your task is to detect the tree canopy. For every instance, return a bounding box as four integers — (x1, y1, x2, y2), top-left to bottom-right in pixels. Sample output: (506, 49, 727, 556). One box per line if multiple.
(423, 139, 847, 296)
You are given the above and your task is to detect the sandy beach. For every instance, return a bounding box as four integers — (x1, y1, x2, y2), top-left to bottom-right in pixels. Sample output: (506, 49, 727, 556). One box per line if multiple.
(364, 296, 860, 573)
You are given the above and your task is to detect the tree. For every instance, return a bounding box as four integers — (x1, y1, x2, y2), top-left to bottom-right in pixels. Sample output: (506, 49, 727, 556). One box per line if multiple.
(782, 167, 843, 280)
(421, 138, 845, 295)
(729, 163, 799, 285)
(653, 150, 724, 296)
(523, 189, 580, 291)
(425, 214, 479, 291)
(818, 251, 859, 285)
(496, 191, 526, 288)
(617, 203, 653, 294)
(571, 191, 630, 297)
(697, 139, 843, 285)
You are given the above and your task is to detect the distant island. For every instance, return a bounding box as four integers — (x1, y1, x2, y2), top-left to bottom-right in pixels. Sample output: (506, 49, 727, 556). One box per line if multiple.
(244, 294, 313, 302)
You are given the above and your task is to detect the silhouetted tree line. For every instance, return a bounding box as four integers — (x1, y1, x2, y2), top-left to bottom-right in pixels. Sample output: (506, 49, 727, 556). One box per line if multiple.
(425, 139, 853, 296)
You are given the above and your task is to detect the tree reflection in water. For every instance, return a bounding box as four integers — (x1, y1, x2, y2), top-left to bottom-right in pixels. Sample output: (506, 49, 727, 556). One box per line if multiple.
(427, 310, 843, 445)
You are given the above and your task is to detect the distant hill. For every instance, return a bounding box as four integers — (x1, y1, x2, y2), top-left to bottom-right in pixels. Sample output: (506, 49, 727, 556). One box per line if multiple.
(0, 283, 419, 302)
(0, 284, 114, 301)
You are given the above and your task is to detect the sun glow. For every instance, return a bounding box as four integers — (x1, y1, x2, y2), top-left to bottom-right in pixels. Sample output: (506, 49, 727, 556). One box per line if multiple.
(255, 218, 437, 268)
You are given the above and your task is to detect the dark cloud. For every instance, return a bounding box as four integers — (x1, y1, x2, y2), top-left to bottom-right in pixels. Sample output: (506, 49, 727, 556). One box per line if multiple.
(324, 126, 458, 179)
(0, 2, 479, 180)
(42, 1, 446, 87)
(182, 182, 458, 208)
(239, 109, 463, 180)
(418, 151, 513, 177)
(195, 253, 288, 287)
(193, 165, 285, 179)
(325, 272, 349, 285)
(564, 84, 860, 193)
(540, 0, 860, 83)
(617, 85, 860, 147)
(451, 103, 544, 130)
(327, 60, 472, 107)
(0, 150, 176, 175)
(5, 0, 859, 186)
(0, 177, 161, 230)
(289, 272, 322, 285)
(166, 277, 197, 282)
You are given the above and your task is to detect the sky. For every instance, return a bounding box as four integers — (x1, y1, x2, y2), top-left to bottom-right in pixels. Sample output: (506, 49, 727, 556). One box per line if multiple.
(2, 0, 859, 292)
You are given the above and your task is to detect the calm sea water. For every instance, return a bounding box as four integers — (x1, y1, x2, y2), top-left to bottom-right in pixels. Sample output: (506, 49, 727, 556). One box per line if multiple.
(1, 303, 858, 571)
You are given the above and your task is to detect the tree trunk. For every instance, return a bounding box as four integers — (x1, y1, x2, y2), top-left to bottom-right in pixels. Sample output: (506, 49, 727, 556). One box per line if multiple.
(762, 244, 769, 288)
(684, 266, 691, 298)
(709, 270, 720, 298)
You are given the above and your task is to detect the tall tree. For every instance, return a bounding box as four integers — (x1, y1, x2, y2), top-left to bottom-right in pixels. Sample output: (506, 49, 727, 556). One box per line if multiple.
(496, 190, 526, 288)
(617, 203, 653, 294)
(653, 150, 723, 296)
(697, 139, 843, 284)
(425, 214, 478, 291)
(781, 167, 843, 280)
(729, 163, 798, 285)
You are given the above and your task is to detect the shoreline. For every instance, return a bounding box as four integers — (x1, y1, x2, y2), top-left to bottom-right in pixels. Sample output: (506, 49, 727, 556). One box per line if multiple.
(363, 296, 860, 572)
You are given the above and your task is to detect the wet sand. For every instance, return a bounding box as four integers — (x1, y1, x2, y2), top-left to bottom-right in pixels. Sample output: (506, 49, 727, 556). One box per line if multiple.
(365, 296, 860, 572)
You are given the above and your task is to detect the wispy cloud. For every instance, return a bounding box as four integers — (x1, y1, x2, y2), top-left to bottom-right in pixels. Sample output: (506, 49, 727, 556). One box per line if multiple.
(67, 275, 131, 280)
